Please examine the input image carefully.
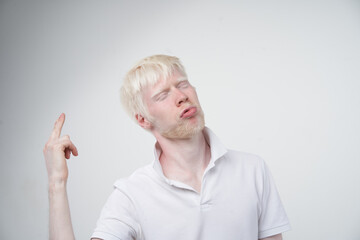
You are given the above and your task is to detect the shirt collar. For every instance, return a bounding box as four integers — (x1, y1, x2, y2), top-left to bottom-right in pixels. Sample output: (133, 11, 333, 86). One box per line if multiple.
(152, 127, 228, 178)
(153, 142, 165, 179)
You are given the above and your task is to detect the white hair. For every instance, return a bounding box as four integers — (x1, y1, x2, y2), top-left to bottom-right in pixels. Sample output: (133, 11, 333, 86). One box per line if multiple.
(120, 55, 187, 121)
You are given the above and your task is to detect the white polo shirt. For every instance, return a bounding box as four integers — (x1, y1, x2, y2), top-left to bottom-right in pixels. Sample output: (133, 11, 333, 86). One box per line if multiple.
(91, 128, 290, 240)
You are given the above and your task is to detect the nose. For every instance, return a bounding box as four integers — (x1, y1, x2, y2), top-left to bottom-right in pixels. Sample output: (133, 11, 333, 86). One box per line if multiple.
(175, 89, 188, 107)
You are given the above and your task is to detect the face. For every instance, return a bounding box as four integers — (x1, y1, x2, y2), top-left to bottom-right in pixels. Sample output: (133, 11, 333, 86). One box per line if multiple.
(140, 69, 205, 139)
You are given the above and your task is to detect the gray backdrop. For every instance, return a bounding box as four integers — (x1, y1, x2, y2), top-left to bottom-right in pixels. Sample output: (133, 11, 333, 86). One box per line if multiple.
(1, 0, 359, 239)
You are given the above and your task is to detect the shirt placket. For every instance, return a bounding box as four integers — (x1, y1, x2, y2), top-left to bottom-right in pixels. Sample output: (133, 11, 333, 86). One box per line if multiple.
(199, 162, 215, 209)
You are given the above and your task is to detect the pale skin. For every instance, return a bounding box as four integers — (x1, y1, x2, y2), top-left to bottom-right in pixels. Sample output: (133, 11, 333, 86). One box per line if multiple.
(137, 70, 209, 193)
(43, 113, 77, 240)
(44, 72, 282, 240)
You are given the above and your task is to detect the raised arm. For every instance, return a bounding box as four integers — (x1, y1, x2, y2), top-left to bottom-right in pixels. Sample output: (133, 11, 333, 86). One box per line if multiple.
(43, 113, 78, 240)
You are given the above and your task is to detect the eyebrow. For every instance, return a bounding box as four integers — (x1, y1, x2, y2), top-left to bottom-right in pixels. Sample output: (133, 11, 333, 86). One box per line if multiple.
(176, 76, 188, 82)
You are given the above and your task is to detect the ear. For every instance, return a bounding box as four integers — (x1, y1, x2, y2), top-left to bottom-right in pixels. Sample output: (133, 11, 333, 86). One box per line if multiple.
(135, 114, 152, 129)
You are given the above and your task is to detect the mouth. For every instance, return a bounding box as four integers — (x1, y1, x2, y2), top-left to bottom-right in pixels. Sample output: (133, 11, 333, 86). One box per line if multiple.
(180, 106, 197, 119)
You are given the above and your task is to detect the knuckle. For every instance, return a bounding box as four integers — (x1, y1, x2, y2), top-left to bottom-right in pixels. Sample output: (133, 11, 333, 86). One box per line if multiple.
(63, 135, 70, 140)
(43, 142, 50, 151)
(53, 142, 64, 150)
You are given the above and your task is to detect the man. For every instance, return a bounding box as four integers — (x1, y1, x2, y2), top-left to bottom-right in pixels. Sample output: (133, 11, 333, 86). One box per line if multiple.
(44, 55, 290, 240)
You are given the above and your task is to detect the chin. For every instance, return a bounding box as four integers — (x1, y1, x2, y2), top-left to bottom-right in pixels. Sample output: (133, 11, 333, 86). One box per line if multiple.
(161, 115, 205, 139)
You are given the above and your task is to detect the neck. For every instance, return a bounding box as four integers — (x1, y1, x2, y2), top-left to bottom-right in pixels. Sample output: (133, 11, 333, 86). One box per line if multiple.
(154, 129, 211, 192)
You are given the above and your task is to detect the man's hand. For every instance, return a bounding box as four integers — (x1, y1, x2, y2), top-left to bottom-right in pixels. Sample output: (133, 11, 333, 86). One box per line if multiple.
(44, 113, 78, 240)
(43, 113, 78, 185)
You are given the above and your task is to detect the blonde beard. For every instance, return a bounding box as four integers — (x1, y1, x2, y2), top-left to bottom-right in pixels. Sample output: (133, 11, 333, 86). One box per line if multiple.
(157, 111, 205, 139)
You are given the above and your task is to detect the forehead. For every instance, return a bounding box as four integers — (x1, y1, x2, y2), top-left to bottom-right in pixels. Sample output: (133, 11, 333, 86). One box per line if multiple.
(154, 70, 186, 87)
(145, 69, 187, 92)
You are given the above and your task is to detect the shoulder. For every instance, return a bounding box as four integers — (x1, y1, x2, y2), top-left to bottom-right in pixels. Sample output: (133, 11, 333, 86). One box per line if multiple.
(112, 163, 164, 199)
(216, 149, 270, 184)
(113, 164, 154, 188)
(223, 149, 266, 169)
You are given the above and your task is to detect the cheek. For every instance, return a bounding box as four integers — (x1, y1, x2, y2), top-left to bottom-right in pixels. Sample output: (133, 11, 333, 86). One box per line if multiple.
(148, 103, 170, 118)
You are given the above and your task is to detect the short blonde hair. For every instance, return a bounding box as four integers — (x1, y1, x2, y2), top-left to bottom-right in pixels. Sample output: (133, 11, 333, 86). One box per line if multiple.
(120, 55, 187, 121)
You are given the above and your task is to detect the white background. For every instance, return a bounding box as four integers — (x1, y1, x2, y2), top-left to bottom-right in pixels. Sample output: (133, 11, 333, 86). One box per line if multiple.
(1, 0, 359, 239)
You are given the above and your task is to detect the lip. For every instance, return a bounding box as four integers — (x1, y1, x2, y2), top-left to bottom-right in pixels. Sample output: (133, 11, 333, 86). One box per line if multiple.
(180, 106, 197, 119)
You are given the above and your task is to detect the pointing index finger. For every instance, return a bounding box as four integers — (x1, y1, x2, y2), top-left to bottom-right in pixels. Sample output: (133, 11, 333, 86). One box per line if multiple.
(51, 113, 65, 139)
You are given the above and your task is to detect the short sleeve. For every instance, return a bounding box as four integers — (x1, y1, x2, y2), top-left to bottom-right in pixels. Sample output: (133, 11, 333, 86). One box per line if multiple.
(258, 160, 291, 239)
(91, 181, 143, 240)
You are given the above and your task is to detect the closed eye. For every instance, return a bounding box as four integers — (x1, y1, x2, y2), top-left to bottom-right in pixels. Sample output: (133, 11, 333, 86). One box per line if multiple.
(155, 92, 168, 101)
(177, 80, 189, 89)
